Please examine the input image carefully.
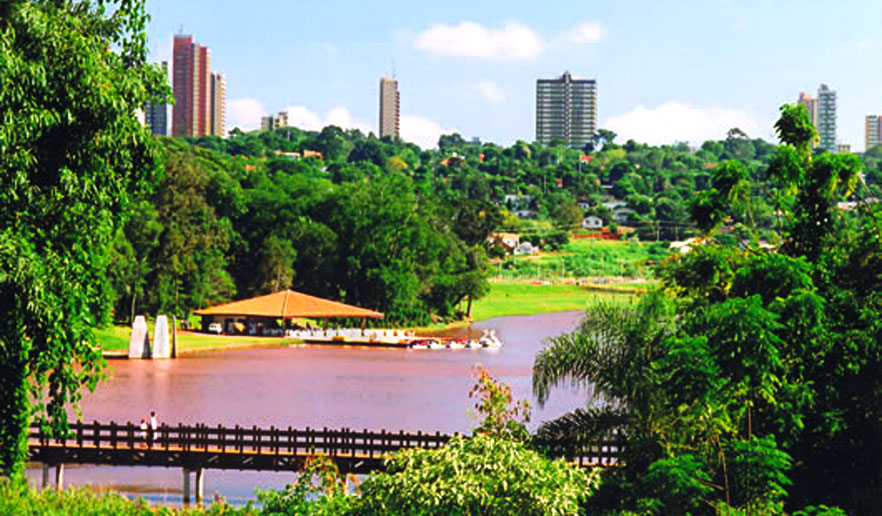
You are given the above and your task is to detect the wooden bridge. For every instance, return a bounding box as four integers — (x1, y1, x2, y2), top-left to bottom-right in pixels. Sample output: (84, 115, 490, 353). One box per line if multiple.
(29, 420, 623, 503)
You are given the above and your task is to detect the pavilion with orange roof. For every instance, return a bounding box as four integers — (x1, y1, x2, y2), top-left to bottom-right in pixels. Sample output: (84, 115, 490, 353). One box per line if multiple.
(194, 289, 383, 335)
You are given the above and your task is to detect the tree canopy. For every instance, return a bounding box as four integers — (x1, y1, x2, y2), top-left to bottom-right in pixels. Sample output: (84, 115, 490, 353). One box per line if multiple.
(0, 0, 168, 475)
(532, 104, 880, 515)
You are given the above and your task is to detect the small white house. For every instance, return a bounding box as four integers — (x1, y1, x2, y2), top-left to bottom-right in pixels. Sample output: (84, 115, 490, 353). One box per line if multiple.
(514, 241, 537, 255)
(577, 201, 591, 210)
(670, 237, 702, 254)
(488, 232, 520, 252)
(612, 208, 635, 223)
(581, 216, 603, 230)
(603, 200, 627, 210)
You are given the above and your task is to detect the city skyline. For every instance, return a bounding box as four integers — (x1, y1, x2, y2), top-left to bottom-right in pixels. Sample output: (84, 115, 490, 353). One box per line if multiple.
(145, 1, 882, 150)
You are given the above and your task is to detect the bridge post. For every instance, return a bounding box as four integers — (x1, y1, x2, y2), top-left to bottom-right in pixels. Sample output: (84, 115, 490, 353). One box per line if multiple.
(183, 469, 191, 504)
(55, 464, 64, 490)
(195, 468, 204, 504)
(42, 463, 50, 488)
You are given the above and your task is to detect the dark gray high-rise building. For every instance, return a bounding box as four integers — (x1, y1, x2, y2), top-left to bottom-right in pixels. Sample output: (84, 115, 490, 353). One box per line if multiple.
(145, 61, 168, 136)
(536, 71, 596, 149)
(817, 84, 837, 152)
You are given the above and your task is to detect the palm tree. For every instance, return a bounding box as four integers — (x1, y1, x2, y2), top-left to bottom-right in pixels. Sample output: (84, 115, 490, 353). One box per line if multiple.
(532, 291, 676, 465)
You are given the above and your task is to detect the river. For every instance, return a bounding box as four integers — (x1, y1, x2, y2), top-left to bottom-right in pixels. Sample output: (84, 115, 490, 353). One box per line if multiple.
(27, 311, 590, 506)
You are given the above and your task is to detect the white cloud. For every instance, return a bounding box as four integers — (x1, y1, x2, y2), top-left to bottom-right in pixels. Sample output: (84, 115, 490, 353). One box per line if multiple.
(602, 102, 761, 146)
(324, 106, 372, 133)
(227, 98, 265, 132)
(563, 22, 605, 44)
(227, 102, 372, 134)
(476, 81, 505, 104)
(401, 114, 457, 150)
(285, 106, 323, 131)
(413, 21, 543, 59)
(279, 105, 372, 134)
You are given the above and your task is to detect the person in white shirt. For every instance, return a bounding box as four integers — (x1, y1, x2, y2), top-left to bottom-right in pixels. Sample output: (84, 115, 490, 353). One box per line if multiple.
(148, 410, 158, 447)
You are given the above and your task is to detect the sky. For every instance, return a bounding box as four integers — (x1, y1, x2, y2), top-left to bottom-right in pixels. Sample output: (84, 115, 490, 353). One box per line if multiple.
(146, 0, 882, 151)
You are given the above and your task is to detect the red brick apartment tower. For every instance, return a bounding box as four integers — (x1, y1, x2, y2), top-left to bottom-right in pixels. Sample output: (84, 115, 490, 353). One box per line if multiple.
(172, 35, 194, 137)
(196, 45, 211, 136)
(172, 35, 212, 137)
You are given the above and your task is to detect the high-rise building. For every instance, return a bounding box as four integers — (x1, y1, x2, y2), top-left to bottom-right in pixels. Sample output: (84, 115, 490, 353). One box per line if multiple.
(817, 84, 837, 152)
(797, 91, 818, 128)
(379, 77, 399, 139)
(536, 71, 597, 149)
(261, 112, 288, 131)
(145, 61, 169, 136)
(866, 115, 881, 152)
(172, 35, 224, 138)
(210, 72, 226, 138)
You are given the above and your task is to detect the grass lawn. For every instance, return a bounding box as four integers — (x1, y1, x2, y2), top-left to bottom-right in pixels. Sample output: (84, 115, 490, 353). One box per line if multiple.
(469, 282, 638, 321)
(495, 239, 670, 280)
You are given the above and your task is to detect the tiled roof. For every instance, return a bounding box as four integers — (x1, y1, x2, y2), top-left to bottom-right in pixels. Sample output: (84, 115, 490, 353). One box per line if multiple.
(195, 290, 384, 319)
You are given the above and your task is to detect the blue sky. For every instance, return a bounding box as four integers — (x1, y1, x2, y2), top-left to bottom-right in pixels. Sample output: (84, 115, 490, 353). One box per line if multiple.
(146, 0, 882, 150)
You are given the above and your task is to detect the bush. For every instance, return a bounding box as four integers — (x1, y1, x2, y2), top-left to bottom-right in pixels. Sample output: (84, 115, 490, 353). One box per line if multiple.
(0, 479, 255, 515)
(352, 434, 594, 516)
(256, 455, 355, 516)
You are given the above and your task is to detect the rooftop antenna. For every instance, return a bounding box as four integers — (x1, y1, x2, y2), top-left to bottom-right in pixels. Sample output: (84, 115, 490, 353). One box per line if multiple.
(177, 24, 185, 35)
(391, 59, 396, 79)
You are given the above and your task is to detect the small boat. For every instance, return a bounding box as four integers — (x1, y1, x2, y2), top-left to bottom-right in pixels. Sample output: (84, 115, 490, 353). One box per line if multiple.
(479, 330, 502, 349)
(448, 340, 466, 350)
(410, 340, 429, 350)
(427, 339, 445, 350)
(466, 339, 482, 349)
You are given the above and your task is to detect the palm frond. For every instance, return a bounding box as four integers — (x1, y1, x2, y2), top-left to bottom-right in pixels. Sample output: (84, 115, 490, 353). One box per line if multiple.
(533, 406, 627, 458)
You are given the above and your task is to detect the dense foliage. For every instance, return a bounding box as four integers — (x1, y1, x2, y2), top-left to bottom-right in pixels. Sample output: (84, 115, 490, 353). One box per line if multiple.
(0, 0, 167, 476)
(532, 105, 880, 515)
(102, 113, 880, 326)
(0, 480, 254, 515)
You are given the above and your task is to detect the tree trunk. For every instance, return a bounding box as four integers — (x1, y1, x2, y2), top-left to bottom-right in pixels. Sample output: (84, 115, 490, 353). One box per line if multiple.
(0, 324, 32, 478)
(130, 289, 137, 325)
(466, 295, 473, 318)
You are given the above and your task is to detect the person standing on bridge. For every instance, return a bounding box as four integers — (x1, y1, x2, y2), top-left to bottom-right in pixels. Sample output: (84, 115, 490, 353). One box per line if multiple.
(138, 418, 148, 447)
(148, 411, 158, 447)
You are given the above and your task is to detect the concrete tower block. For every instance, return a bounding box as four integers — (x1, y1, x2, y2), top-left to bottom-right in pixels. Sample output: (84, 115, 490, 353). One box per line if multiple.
(152, 315, 170, 359)
(128, 316, 150, 359)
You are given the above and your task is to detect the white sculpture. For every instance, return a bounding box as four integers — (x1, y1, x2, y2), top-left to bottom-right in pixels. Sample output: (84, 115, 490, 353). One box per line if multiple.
(152, 315, 170, 359)
(128, 316, 150, 359)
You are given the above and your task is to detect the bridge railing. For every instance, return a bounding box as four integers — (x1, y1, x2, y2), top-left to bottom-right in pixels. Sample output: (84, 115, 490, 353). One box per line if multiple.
(29, 421, 456, 458)
(29, 421, 623, 467)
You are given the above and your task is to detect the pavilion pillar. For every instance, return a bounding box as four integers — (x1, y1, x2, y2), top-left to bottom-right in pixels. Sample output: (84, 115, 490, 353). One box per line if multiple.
(171, 315, 178, 358)
(195, 468, 204, 504)
(55, 463, 64, 490)
(183, 469, 191, 504)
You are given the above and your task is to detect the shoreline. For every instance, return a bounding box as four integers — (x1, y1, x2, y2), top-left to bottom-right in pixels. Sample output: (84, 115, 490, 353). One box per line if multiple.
(100, 282, 644, 357)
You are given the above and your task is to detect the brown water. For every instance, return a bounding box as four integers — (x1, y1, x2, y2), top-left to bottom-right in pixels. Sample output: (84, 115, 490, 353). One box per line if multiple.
(27, 312, 590, 506)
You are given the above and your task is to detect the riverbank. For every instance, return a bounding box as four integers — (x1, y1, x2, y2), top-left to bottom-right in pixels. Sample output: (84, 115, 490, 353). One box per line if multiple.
(97, 281, 645, 354)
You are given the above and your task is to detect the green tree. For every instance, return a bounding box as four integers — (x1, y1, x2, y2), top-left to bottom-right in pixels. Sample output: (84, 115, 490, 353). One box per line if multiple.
(552, 201, 584, 229)
(147, 140, 236, 316)
(0, 0, 167, 476)
(256, 234, 297, 294)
